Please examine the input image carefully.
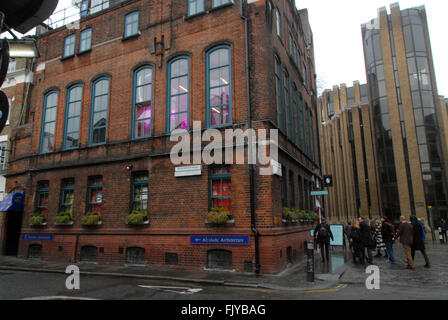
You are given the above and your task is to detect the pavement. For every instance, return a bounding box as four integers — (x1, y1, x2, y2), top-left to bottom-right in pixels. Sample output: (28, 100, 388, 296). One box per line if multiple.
(0, 247, 348, 292)
(1, 242, 446, 292)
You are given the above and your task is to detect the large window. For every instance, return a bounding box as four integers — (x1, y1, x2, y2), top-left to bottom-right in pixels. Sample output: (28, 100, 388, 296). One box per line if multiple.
(79, 28, 92, 53)
(60, 178, 75, 213)
(275, 9, 281, 38)
(212, 0, 231, 8)
(89, 77, 109, 145)
(167, 57, 189, 132)
(275, 56, 285, 132)
(188, 0, 204, 16)
(87, 176, 103, 214)
(40, 91, 58, 153)
(0, 141, 7, 169)
(90, 0, 109, 15)
(124, 11, 139, 38)
(36, 181, 49, 216)
(284, 70, 292, 138)
(63, 34, 76, 58)
(210, 167, 232, 212)
(63, 85, 82, 149)
(132, 172, 148, 211)
(206, 46, 232, 127)
(132, 66, 153, 138)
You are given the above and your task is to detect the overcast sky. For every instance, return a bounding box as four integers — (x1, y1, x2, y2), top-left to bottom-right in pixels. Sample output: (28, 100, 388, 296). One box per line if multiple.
(296, 0, 447, 97)
(8, 0, 448, 98)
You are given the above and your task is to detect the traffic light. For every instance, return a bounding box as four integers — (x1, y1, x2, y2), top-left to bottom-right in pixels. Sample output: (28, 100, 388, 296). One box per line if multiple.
(323, 175, 333, 187)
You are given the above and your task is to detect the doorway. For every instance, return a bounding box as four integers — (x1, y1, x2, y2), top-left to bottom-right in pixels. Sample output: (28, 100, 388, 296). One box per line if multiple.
(3, 211, 23, 256)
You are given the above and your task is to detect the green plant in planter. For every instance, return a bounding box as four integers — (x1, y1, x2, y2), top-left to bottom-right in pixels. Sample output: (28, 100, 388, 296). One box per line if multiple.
(206, 207, 232, 224)
(29, 213, 45, 226)
(55, 211, 73, 225)
(297, 210, 306, 221)
(282, 207, 292, 220)
(126, 210, 148, 225)
(310, 212, 319, 221)
(302, 211, 311, 221)
(81, 212, 100, 226)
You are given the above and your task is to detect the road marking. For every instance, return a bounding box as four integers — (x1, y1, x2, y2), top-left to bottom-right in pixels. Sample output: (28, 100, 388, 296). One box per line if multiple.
(304, 284, 348, 293)
(23, 296, 98, 300)
(138, 285, 203, 295)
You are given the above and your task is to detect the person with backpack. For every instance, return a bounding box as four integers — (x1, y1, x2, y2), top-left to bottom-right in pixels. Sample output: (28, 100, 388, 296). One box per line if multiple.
(410, 215, 430, 268)
(314, 218, 334, 262)
(381, 216, 395, 263)
(358, 217, 374, 264)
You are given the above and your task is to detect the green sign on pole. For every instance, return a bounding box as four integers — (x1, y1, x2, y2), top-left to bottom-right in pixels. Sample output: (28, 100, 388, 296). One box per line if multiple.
(310, 190, 328, 196)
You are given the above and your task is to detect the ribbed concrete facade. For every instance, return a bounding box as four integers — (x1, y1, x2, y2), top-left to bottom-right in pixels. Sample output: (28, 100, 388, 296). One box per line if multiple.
(318, 82, 382, 223)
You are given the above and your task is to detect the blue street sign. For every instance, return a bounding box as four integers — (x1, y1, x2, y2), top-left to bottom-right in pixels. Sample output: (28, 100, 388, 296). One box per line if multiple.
(190, 235, 250, 245)
(21, 234, 54, 241)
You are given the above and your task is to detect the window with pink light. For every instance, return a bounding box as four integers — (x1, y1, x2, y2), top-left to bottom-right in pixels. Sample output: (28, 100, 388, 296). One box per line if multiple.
(133, 66, 153, 138)
(168, 57, 189, 132)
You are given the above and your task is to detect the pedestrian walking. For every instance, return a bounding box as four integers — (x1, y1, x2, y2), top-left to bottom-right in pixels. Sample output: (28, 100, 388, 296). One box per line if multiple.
(314, 218, 334, 262)
(381, 216, 396, 263)
(410, 216, 430, 268)
(358, 217, 374, 264)
(344, 221, 352, 249)
(374, 220, 387, 257)
(441, 219, 447, 244)
(394, 216, 415, 269)
(350, 221, 364, 264)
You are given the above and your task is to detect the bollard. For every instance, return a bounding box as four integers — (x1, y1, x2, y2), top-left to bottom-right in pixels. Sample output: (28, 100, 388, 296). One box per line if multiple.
(439, 227, 444, 244)
(305, 240, 314, 282)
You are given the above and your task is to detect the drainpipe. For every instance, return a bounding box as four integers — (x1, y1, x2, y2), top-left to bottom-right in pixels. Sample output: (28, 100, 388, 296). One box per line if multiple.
(240, 0, 260, 275)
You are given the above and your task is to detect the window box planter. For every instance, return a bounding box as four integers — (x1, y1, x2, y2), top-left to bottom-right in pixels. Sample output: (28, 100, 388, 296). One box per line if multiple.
(205, 218, 235, 228)
(29, 213, 47, 227)
(81, 212, 102, 227)
(282, 218, 298, 225)
(205, 208, 233, 227)
(54, 211, 74, 227)
(125, 210, 149, 226)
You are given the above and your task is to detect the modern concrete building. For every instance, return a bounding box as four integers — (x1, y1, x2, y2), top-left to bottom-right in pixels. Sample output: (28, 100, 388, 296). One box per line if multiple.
(0, 0, 320, 274)
(361, 3, 448, 223)
(318, 82, 382, 223)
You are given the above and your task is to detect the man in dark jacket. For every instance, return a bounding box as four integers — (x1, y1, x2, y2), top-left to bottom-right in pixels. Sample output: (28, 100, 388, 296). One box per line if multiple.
(410, 216, 430, 268)
(358, 217, 374, 264)
(395, 216, 415, 269)
(381, 216, 395, 263)
(314, 218, 334, 262)
(441, 219, 447, 244)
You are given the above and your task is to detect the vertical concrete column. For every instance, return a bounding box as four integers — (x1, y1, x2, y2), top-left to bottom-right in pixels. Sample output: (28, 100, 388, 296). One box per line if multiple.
(390, 4, 427, 218)
(378, 7, 412, 215)
(352, 107, 369, 218)
(361, 103, 382, 218)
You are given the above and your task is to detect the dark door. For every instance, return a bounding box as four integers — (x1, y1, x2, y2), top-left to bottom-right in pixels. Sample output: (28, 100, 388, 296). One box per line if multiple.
(4, 211, 23, 256)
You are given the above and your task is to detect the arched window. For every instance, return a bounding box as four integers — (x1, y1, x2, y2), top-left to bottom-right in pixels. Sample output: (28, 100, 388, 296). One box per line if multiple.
(39, 91, 58, 153)
(126, 247, 146, 265)
(132, 66, 153, 138)
(274, 56, 284, 132)
(206, 46, 232, 127)
(89, 77, 110, 145)
(64, 85, 82, 149)
(167, 57, 189, 132)
(80, 245, 98, 263)
(207, 249, 232, 270)
(28, 244, 43, 260)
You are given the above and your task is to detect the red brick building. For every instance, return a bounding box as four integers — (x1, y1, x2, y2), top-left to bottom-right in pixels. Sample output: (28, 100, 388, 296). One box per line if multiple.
(1, 0, 320, 274)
